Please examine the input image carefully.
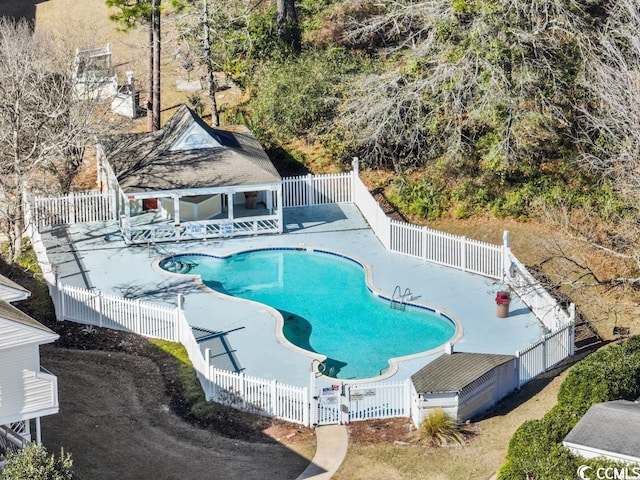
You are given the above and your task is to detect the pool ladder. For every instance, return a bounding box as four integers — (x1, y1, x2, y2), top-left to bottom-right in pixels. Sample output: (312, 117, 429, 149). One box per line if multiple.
(390, 286, 412, 311)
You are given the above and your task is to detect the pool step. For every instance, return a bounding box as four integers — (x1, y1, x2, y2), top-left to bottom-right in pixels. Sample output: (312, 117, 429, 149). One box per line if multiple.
(390, 285, 411, 311)
(163, 259, 196, 274)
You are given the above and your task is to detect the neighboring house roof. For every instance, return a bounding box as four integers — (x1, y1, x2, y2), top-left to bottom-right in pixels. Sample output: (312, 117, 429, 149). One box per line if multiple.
(0, 301, 58, 350)
(563, 400, 640, 462)
(98, 104, 282, 193)
(0, 274, 30, 302)
(411, 352, 516, 394)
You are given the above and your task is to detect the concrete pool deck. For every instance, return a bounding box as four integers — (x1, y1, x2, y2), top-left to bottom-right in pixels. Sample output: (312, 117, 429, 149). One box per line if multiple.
(41, 204, 543, 389)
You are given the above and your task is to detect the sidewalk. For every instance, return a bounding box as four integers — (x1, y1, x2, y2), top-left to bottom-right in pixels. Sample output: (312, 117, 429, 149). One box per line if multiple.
(296, 424, 349, 479)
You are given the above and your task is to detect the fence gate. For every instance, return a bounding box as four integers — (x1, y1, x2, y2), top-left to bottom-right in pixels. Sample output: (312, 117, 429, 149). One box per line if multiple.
(314, 385, 347, 425)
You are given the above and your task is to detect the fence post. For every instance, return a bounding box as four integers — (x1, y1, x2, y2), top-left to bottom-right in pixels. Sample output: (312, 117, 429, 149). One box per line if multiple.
(271, 379, 278, 417)
(303, 387, 310, 427)
(97, 291, 103, 328)
(69, 192, 76, 224)
(204, 348, 212, 400)
(239, 372, 246, 409)
(56, 276, 64, 322)
(341, 383, 349, 424)
(135, 298, 142, 334)
(309, 366, 317, 427)
(351, 157, 359, 204)
(568, 302, 576, 356)
(515, 350, 521, 388)
(108, 191, 115, 221)
(502, 231, 511, 283)
(461, 236, 467, 271)
(306, 174, 314, 206)
(404, 378, 412, 417)
(176, 294, 184, 342)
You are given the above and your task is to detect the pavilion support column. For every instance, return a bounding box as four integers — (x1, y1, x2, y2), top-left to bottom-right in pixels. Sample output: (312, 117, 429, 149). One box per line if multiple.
(173, 195, 181, 226)
(227, 192, 235, 221)
(276, 187, 283, 233)
(266, 188, 274, 213)
(122, 198, 132, 241)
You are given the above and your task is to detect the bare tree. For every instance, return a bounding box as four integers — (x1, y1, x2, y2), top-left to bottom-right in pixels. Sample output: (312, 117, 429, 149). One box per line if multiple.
(580, 0, 640, 204)
(0, 20, 67, 259)
(0, 19, 105, 260)
(107, 0, 163, 131)
(202, 0, 219, 126)
(152, 0, 162, 130)
(558, 0, 640, 286)
(333, 0, 590, 174)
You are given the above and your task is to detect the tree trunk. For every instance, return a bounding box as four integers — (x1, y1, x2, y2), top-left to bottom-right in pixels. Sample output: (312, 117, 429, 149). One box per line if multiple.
(203, 0, 219, 126)
(147, 22, 154, 132)
(12, 195, 24, 263)
(276, 0, 300, 53)
(152, 0, 161, 131)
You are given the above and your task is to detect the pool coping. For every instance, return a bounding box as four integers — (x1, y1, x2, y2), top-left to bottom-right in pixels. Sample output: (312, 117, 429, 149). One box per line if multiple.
(152, 245, 464, 384)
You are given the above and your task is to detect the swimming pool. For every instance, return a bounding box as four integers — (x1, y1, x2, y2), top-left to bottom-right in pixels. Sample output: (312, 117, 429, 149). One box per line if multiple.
(159, 248, 457, 380)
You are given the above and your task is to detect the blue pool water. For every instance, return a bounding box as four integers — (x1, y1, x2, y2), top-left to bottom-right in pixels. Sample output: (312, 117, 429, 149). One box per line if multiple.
(160, 249, 456, 379)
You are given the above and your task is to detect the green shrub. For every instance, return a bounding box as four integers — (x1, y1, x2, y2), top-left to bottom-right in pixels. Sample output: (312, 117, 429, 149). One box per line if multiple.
(557, 337, 640, 416)
(1, 445, 74, 480)
(503, 336, 640, 478)
(505, 406, 577, 478)
(246, 48, 368, 144)
(388, 176, 450, 220)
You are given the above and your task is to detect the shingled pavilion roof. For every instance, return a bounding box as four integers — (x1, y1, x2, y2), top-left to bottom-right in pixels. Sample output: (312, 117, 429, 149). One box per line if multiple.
(97, 105, 281, 193)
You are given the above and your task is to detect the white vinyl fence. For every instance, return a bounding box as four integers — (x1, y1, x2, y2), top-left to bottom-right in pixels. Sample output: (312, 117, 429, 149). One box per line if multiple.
(55, 282, 178, 340)
(25, 191, 116, 229)
(210, 369, 309, 425)
(50, 281, 313, 425)
(282, 172, 353, 207)
(505, 252, 575, 332)
(389, 220, 505, 279)
(516, 322, 575, 387)
(23, 159, 576, 427)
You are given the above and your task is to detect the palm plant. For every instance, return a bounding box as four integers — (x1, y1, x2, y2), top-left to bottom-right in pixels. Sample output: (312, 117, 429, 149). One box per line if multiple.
(411, 407, 467, 447)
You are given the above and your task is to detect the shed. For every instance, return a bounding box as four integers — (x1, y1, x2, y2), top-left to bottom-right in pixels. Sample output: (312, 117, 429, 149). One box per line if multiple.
(563, 400, 640, 463)
(411, 351, 517, 424)
(97, 104, 284, 244)
(72, 44, 117, 99)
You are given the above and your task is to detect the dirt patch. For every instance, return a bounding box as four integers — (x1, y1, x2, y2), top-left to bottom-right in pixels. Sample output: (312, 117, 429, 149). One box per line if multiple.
(51, 321, 316, 443)
(347, 418, 416, 445)
(42, 347, 315, 480)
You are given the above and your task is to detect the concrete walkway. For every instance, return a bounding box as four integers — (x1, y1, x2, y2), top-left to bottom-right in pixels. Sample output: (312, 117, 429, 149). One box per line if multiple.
(296, 425, 349, 480)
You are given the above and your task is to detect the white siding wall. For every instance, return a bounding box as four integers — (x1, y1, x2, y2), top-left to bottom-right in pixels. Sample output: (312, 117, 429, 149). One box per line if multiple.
(416, 392, 458, 425)
(0, 345, 57, 424)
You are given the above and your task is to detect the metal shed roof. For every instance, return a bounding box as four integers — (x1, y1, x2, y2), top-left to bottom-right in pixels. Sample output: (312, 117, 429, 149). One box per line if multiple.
(411, 352, 516, 394)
